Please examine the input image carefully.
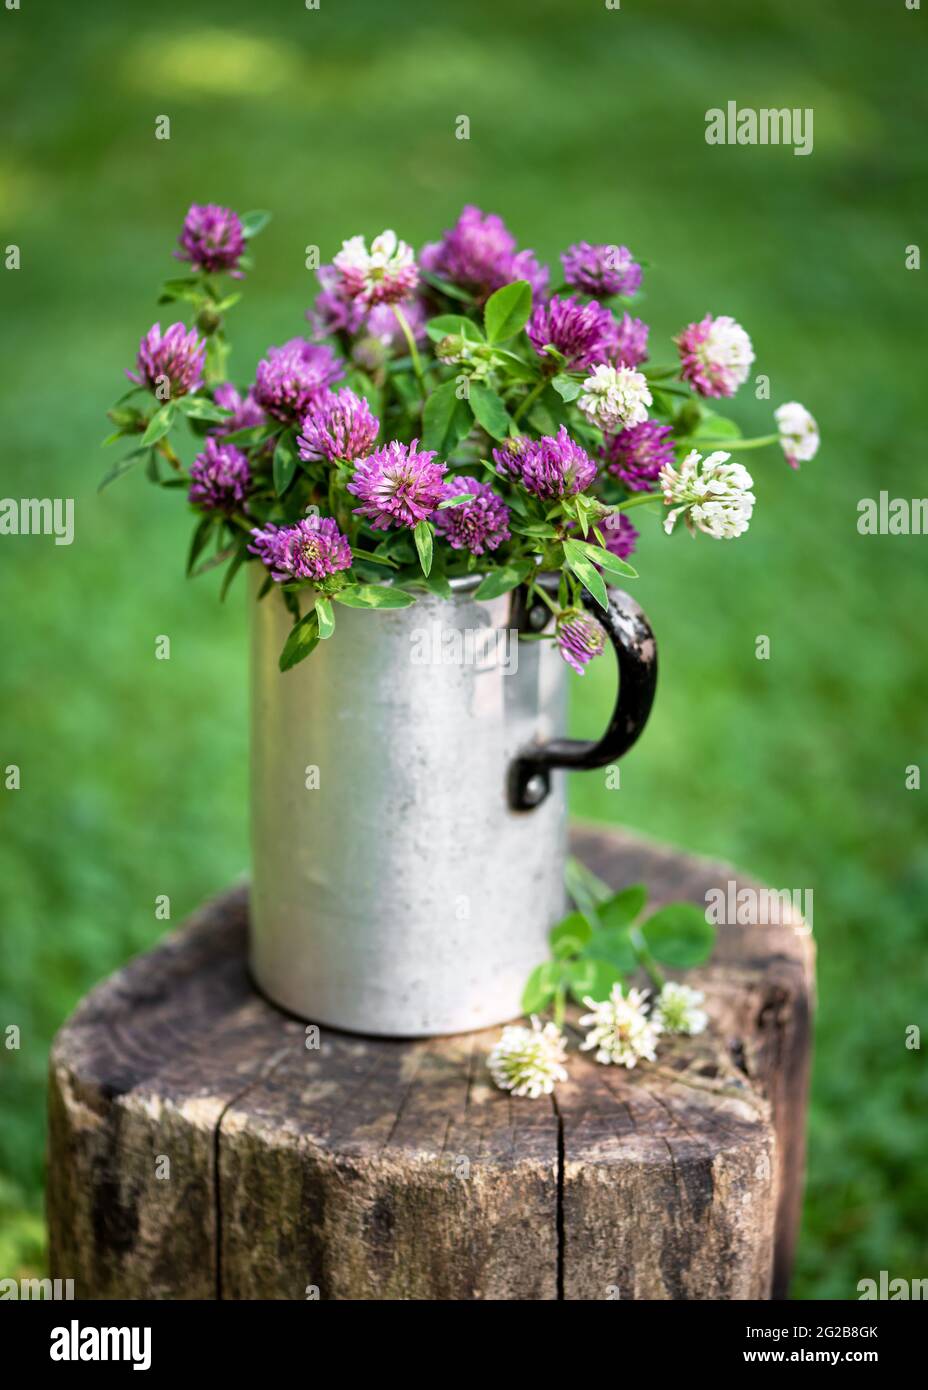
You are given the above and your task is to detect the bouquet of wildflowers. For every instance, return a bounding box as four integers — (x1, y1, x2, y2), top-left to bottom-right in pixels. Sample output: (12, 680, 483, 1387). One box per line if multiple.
(104, 202, 820, 672)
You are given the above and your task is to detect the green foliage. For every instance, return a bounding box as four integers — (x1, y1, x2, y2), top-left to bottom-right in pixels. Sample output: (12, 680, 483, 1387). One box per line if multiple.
(185, 514, 216, 576)
(272, 428, 298, 496)
(421, 380, 472, 454)
(549, 910, 591, 956)
(483, 280, 532, 344)
(521, 864, 717, 1012)
(332, 584, 416, 609)
(97, 447, 149, 492)
(425, 315, 484, 344)
(140, 403, 175, 446)
(240, 210, 272, 239)
(521, 961, 560, 1014)
(413, 519, 433, 577)
(314, 595, 335, 640)
(551, 373, 582, 403)
(437, 491, 476, 509)
(467, 381, 512, 440)
(640, 903, 715, 968)
(0, 1180, 45, 1281)
(176, 396, 229, 423)
(473, 560, 533, 599)
(278, 608, 319, 670)
(562, 539, 609, 610)
(569, 535, 638, 582)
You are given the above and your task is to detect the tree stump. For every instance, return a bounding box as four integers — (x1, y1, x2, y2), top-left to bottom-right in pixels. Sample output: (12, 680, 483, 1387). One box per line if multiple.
(47, 827, 814, 1301)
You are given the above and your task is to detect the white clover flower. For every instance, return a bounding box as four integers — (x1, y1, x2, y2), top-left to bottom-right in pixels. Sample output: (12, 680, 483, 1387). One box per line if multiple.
(333, 229, 419, 306)
(677, 314, 755, 397)
(698, 315, 754, 388)
(578, 985, 661, 1068)
(577, 363, 652, 433)
(774, 401, 820, 469)
(652, 982, 708, 1036)
(487, 1016, 568, 1098)
(659, 448, 755, 540)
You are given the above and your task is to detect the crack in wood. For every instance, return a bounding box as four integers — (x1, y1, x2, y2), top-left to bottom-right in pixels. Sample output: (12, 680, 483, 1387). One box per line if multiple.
(550, 1091, 565, 1302)
(213, 1043, 294, 1300)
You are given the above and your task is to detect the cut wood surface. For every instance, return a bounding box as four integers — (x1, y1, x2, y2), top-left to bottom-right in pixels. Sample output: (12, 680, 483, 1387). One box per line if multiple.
(47, 826, 814, 1301)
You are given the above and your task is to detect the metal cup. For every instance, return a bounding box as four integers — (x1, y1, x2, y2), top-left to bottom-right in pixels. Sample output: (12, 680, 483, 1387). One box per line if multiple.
(249, 573, 656, 1037)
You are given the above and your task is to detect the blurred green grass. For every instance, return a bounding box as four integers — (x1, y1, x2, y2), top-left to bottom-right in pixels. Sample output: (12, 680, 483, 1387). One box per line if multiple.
(0, 0, 925, 1298)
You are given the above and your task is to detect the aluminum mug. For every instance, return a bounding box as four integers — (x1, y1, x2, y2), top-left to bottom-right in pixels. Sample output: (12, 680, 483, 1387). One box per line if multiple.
(249, 573, 656, 1036)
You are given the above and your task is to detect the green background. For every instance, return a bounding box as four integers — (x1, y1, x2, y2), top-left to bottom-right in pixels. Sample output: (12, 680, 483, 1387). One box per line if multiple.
(1, 0, 925, 1298)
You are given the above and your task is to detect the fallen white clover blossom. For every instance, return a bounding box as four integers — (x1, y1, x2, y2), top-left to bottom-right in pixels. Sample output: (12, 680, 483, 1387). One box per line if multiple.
(659, 448, 756, 539)
(652, 981, 708, 1036)
(488, 980, 713, 1095)
(578, 363, 652, 433)
(774, 401, 820, 469)
(487, 1016, 568, 1098)
(579, 985, 662, 1069)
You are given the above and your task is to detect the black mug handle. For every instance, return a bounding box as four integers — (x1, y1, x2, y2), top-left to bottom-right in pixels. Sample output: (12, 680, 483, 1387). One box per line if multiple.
(508, 585, 658, 811)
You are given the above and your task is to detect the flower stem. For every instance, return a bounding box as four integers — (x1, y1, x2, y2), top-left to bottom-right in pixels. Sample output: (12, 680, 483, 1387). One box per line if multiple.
(392, 305, 426, 400)
(630, 926, 665, 992)
(553, 983, 566, 1030)
(532, 581, 561, 616)
(512, 377, 547, 424)
(157, 439, 183, 472)
(204, 331, 230, 388)
(612, 491, 659, 511)
(696, 434, 779, 451)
